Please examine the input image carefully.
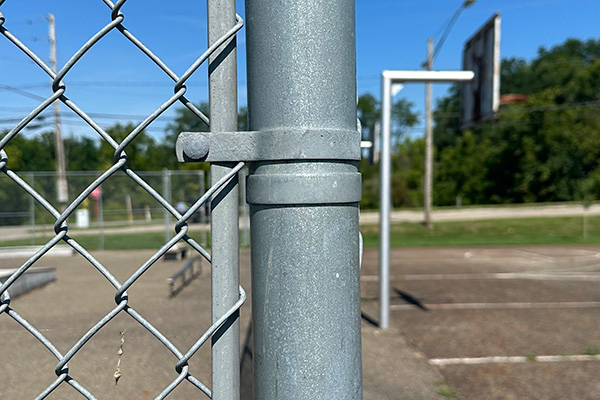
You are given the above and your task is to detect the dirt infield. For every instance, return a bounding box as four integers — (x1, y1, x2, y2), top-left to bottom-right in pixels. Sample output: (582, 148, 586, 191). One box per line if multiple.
(0, 250, 252, 399)
(360, 245, 600, 399)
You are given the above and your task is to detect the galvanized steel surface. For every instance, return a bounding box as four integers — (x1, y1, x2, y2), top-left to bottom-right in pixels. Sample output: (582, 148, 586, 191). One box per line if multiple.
(378, 70, 474, 330)
(207, 0, 241, 398)
(379, 74, 392, 330)
(176, 128, 362, 162)
(0, 1, 245, 398)
(246, 0, 363, 398)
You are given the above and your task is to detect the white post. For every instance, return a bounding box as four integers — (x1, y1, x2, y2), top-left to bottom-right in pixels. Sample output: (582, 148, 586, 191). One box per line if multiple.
(379, 74, 392, 330)
(378, 70, 474, 330)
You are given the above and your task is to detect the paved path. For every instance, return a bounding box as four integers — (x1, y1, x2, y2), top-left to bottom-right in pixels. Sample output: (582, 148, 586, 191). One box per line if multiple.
(360, 203, 600, 224)
(1, 203, 598, 242)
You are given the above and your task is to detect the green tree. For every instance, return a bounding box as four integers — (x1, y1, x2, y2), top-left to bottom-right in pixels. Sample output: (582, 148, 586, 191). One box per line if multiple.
(100, 123, 158, 171)
(165, 102, 211, 144)
(433, 37, 600, 206)
(357, 93, 419, 144)
(2, 132, 55, 172)
(357, 93, 420, 209)
(163, 102, 249, 171)
(358, 93, 379, 140)
(65, 136, 101, 171)
(433, 84, 461, 149)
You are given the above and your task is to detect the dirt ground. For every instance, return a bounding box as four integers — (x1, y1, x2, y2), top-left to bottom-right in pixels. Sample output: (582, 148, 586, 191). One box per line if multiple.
(2, 244, 599, 399)
(0, 250, 254, 399)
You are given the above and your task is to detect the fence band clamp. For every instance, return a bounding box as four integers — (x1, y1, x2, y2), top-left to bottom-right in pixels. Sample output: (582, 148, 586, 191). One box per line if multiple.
(246, 171, 361, 205)
(176, 129, 361, 162)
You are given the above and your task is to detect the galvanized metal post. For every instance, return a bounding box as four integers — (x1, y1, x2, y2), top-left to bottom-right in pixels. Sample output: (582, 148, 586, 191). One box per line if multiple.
(199, 170, 207, 247)
(98, 188, 104, 250)
(378, 69, 474, 331)
(379, 75, 392, 330)
(246, 0, 363, 398)
(163, 168, 172, 242)
(28, 173, 36, 245)
(208, 0, 240, 399)
(239, 167, 250, 247)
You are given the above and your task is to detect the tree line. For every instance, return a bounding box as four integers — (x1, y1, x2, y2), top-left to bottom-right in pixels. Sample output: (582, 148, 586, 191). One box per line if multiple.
(1, 105, 249, 173)
(359, 37, 600, 209)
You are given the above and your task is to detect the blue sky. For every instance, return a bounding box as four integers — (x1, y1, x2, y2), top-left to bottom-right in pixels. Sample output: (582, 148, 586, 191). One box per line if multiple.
(0, 0, 598, 139)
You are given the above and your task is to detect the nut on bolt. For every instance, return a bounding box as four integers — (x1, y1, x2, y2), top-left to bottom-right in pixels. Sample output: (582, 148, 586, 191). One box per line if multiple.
(183, 134, 210, 161)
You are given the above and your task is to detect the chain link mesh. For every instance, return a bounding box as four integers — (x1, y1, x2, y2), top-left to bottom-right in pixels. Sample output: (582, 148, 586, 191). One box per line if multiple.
(0, 1, 245, 398)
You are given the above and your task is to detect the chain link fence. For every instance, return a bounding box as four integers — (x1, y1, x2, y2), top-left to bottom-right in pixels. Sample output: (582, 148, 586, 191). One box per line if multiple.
(0, 0, 246, 398)
(0, 169, 254, 249)
(1, 0, 363, 398)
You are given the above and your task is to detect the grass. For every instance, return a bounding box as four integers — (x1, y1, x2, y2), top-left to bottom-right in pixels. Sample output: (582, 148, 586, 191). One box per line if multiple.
(0, 230, 210, 251)
(585, 345, 600, 356)
(3, 215, 600, 250)
(361, 215, 600, 248)
(435, 381, 458, 398)
(525, 354, 537, 362)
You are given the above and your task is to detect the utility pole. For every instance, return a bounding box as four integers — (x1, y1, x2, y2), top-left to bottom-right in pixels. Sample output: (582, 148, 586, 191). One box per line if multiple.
(48, 14, 68, 206)
(424, 38, 434, 228)
(423, 1, 476, 228)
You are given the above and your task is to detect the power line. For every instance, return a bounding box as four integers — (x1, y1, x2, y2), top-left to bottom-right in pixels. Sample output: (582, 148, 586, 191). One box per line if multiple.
(0, 84, 47, 101)
(5, 74, 381, 90)
(432, 0, 476, 61)
(1, 100, 596, 125)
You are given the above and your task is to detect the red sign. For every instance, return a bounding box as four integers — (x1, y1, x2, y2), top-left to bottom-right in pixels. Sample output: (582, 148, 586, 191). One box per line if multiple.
(90, 187, 102, 200)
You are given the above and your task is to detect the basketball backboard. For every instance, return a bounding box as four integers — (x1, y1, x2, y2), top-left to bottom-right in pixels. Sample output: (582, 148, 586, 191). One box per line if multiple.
(461, 13, 501, 129)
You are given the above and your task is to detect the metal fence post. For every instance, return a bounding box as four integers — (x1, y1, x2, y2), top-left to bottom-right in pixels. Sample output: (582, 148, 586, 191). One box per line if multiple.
(98, 187, 104, 250)
(239, 167, 250, 247)
(208, 0, 240, 399)
(379, 75, 392, 330)
(163, 168, 172, 242)
(28, 173, 35, 245)
(199, 170, 208, 247)
(246, 0, 363, 398)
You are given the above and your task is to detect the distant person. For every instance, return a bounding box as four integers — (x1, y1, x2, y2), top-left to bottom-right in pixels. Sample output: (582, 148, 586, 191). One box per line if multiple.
(176, 201, 188, 215)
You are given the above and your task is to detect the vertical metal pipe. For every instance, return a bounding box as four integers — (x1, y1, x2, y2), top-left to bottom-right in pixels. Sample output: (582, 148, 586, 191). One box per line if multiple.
(163, 168, 172, 242)
(125, 193, 133, 223)
(246, 0, 362, 398)
(424, 37, 434, 229)
(207, 0, 240, 399)
(98, 189, 104, 250)
(379, 74, 391, 330)
(199, 170, 207, 247)
(29, 173, 35, 246)
(373, 121, 381, 164)
(239, 168, 250, 247)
